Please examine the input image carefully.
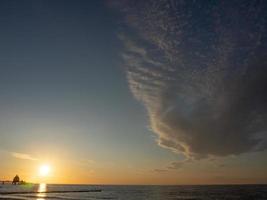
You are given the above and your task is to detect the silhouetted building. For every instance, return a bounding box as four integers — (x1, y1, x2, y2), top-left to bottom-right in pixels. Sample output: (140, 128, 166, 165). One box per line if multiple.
(12, 175, 20, 185)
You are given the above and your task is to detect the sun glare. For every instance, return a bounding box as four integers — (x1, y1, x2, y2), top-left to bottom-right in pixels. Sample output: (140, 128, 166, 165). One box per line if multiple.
(39, 165, 51, 177)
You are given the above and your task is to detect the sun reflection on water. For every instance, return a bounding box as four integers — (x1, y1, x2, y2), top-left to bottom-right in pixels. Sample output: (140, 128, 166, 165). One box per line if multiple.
(37, 183, 47, 200)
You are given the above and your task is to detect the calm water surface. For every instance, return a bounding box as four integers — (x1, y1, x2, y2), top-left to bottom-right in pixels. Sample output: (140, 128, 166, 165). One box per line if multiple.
(0, 184, 267, 200)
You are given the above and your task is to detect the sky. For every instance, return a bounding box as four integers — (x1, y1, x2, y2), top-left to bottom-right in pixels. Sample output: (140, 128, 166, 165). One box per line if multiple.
(0, 0, 267, 185)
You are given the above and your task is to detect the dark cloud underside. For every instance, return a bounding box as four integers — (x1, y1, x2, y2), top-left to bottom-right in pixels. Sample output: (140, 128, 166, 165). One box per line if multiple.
(113, 0, 267, 159)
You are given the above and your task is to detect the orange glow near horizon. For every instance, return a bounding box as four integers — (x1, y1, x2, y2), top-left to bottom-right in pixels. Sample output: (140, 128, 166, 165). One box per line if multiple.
(0, 150, 266, 185)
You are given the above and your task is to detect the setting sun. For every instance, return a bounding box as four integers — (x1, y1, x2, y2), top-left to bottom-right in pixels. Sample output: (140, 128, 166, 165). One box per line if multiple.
(39, 165, 51, 177)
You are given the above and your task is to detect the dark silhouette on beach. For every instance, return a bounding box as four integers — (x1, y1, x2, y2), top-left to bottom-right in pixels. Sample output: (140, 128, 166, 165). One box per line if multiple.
(1, 175, 27, 185)
(12, 175, 20, 185)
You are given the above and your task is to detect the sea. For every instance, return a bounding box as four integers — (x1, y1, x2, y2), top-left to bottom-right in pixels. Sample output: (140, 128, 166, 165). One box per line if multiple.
(0, 184, 267, 200)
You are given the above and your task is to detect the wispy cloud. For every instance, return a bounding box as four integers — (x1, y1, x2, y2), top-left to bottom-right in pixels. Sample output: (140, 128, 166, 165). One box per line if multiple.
(153, 169, 168, 173)
(154, 159, 191, 172)
(115, 0, 267, 159)
(168, 159, 191, 170)
(11, 152, 38, 161)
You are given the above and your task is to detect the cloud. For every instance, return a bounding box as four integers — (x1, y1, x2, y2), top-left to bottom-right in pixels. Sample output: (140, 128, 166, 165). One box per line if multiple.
(168, 159, 191, 170)
(11, 152, 38, 161)
(168, 161, 185, 170)
(114, 0, 267, 159)
(153, 159, 191, 172)
(153, 169, 168, 173)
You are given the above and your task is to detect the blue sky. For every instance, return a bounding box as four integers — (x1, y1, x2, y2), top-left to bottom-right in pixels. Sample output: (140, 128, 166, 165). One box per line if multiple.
(0, 0, 177, 169)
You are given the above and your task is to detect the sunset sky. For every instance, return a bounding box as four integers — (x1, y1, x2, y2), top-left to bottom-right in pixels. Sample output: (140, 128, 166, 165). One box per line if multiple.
(0, 0, 267, 185)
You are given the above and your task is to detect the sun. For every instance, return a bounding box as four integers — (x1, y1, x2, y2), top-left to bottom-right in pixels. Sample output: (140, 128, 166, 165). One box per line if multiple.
(39, 164, 51, 177)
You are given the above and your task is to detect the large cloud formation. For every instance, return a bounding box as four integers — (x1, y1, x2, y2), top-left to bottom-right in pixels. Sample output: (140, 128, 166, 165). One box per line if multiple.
(113, 0, 267, 159)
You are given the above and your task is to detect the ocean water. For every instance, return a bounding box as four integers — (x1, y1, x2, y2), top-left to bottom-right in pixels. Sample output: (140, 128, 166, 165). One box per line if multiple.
(0, 184, 267, 200)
